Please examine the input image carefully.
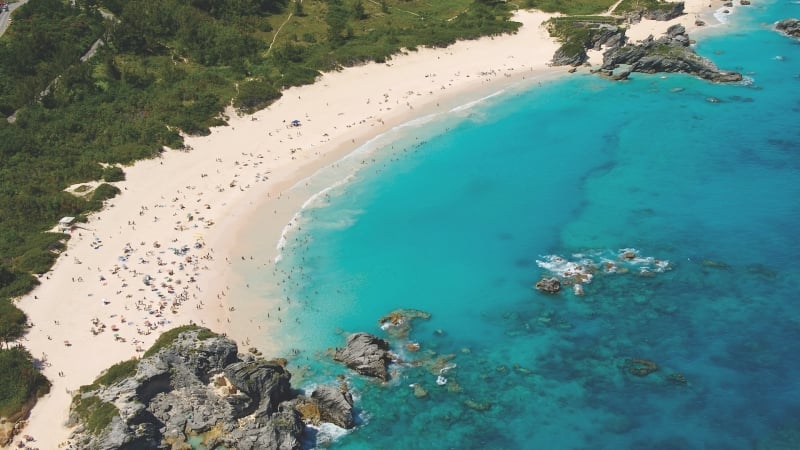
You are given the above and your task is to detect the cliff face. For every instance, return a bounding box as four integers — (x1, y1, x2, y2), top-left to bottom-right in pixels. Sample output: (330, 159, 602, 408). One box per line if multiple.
(68, 328, 353, 450)
(600, 25, 743, 82)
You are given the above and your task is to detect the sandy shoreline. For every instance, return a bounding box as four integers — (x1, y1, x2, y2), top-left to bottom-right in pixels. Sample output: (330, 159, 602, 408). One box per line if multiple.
(8, 4, 733, 448)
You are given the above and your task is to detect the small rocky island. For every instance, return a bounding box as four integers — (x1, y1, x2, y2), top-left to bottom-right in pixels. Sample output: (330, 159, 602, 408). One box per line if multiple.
(68, 326, 355, 450)
(775, 18, 800, 38)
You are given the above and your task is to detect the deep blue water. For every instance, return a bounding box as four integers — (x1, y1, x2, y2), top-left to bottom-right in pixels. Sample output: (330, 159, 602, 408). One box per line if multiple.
(260, 2, 800, 448)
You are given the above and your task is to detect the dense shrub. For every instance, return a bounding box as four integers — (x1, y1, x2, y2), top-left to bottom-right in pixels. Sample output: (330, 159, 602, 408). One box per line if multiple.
(0, 347, 50, 418)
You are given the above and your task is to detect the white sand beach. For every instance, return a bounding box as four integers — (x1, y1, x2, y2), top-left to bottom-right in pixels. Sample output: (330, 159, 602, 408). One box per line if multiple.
(7, 4, 730, 448)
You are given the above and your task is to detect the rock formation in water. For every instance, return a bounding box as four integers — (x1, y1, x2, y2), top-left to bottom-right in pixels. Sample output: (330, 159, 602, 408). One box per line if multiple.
(333, 332, 394, 381)
(535, 277, 562, 294)
(378, 309, 432, 339)
(775, 18, 800, 38)
(600, 25, 743, 82)
(68, 327, 355, 450)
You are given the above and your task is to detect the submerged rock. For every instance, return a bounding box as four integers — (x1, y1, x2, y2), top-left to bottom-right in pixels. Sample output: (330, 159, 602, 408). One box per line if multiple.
(412, 383, 429, 398)
(333, 332, 393, 381)
(464, 399, 492, 411)
(623, 358, 659, 377)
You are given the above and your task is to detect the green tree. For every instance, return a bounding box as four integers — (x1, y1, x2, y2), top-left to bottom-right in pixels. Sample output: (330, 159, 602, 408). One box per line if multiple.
(0, 298, 27, 349)
(293, 0, 305, 16)
(352, 0, 367, 19)
(326, 0, 349, 47)
(0, 347, 50, 417)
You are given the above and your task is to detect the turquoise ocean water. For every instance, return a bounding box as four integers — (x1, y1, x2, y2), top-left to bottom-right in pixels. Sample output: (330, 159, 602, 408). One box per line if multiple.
(249, 2, 800, 448)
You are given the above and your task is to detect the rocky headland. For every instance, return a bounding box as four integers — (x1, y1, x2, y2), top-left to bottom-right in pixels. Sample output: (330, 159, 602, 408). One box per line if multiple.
(548, 1, 743, 83)
(549, 2, 685, 68)
(599, 25, 743, 82)
(68, 326, 355, 450)
(775, 18, 800, 38)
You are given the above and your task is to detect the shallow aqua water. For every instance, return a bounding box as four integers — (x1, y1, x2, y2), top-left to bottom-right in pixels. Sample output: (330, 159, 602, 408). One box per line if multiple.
(260, 2, 800, 448)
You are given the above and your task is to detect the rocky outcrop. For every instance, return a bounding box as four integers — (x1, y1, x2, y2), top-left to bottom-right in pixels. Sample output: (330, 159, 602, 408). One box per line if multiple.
(600, 25, 743, 82)
(624, 1, 685, 23)
(551, 23, 627, 67)
(333, 332, 394, 381)
(311, 386, 355, 429)
(552, 46, 590, 67)
(378, 308, 431, 339)
(224, 360, 293, 416)
(775, 19, 800, 38)
(591, 25, 628, 50)
(68, 327, 353, 450)
(535, 277, 562, 294)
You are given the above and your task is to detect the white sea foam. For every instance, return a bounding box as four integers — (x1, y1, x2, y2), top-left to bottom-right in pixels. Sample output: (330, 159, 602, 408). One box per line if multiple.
(713, 7, 731, 24)
(536, 248, 671, 293)
(306, 422, 352, 448)
(392, 111, 441, 131)
(439, 363, 457, 375)
(275, 87, 514, 265)
(449, 89, 505, 114)
(535, 254, 595, 284)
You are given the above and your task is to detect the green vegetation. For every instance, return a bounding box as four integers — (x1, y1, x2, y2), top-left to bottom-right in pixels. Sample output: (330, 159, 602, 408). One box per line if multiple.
(524, 0, 617, 15)
(0, 298, 28, 347)
(72, 395, 119, 435)
(0, 347, 51, 418)
(546, 16, 622, 61)
(143, 325, 217, 357)
(614, 0, 680, 14)
(95, 358, 138, 387)
(101, 166, 125, 182)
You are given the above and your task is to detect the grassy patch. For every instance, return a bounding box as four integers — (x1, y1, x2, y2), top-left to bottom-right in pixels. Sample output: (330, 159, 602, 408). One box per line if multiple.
(614, 0, 681, 13)
(524, 0, 619, 15)
(95, 358, 138, 387)
(142, 325, 218, 358)
(72, 395, 119, 435)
